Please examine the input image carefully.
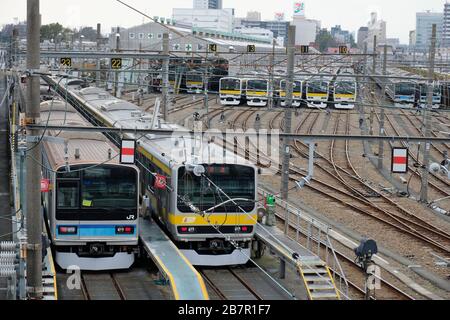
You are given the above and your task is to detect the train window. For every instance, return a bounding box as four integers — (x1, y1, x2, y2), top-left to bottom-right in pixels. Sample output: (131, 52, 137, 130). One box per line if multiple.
(57, 181, 80, 209)
(81, 166, 137, 209)
(177, 165, 255, 213)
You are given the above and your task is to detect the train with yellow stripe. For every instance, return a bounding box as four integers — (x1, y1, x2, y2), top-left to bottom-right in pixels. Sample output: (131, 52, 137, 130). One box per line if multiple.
(332, 72, 357, 110)
(46, 76, 258, 267)
(219, 77, 269, 106)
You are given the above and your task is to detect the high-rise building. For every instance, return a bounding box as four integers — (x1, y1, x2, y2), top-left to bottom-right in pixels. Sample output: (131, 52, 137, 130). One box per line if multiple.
(443, 3, 450, 47)
(409, 30, 416, 47)
(292, 16, 321, 46)
(415, 11, 443, 52)
(173, 8, 234, 33)
(238, 20, 290, 46)
(193, 0, 223, 9)
(246, 11, 261, 21)
(366, 12, 387, 51)
(357, 27, 369, 50)
(331, 25, 351, 44)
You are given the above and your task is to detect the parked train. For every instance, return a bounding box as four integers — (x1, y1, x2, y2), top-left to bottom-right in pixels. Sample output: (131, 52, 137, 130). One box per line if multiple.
(39, 98, 140, 271)
(331, 71, 357, 110)
(219, 77, 269, 107)
(306, 75, 332, 109)
(45, 76, 259, 266)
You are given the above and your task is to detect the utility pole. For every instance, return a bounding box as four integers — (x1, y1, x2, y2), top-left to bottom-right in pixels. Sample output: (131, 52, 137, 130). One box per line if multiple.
(26, 0, 43, 300)
(281, 25, 296, 236)
(378, 44, 387, 169)
(114, 27, 120, 97)
(420, 24, 437, 203)
(162, 33, 169, 121)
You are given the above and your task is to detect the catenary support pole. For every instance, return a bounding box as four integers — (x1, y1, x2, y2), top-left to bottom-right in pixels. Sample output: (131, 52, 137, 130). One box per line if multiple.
(281, 25, 296, 236)
(162, 33, 169, 121)
(378, 44, 387, 169)
(25, 0, 43, 300)
(420, 24, 437, 203)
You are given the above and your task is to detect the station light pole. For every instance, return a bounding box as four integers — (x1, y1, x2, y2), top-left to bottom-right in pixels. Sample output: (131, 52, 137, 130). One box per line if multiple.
(25, 0, 43, 300)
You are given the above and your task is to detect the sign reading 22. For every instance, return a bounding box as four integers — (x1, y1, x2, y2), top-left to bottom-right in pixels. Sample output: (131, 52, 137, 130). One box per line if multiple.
(111, 58, 123, 70)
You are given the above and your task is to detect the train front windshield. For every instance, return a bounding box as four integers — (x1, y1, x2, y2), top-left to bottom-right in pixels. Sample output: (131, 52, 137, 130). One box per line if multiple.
(56, 165, 138, 221)
(308, 81, 328, 94)
(335, 81, 355, 94)
(188, 73, 203, 83)
(281, 81, 302, 93)
(177, 165, 255, 213)
(247, 80, 268, 91)
(220, 79, 240, 91)
(395, 83, 416, 96)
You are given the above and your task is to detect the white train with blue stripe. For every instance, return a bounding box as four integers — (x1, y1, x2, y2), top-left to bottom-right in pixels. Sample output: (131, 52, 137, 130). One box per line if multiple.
(40, 98, 140, 271)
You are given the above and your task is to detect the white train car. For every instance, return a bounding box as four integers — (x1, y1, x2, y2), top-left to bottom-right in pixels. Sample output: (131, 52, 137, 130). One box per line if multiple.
(333, 73, 357, 109)
(219, 77, 245, 106)
(48, 79, 259, 266)
(306, 75, 331, 109)
(245, 78, 269, 107)
(39, 99, 140, 271)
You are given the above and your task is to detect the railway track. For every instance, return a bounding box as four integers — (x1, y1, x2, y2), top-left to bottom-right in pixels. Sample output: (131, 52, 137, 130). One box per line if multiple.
(224, 107, 422, 299)
(199, 267, 293, 300)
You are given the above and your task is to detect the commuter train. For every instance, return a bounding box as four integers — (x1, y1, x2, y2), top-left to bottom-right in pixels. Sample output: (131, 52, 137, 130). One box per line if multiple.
(277, 79, 303, 107)
(246, 78, 269, 107)
(219, 77, 269, 107)
(46, 77, 258, 266)
(186, 71, 204, 93)
(306, 75, 332, 109)
(388, 80, 418, 108)
(39, 98, 140, 271)
(332, 73, 357, 109)
(219, 77, 244, 106)
(419, 82, 442, 109)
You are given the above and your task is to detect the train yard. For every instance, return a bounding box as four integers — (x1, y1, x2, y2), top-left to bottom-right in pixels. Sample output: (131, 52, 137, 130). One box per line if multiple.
(1, 6, 450, 302)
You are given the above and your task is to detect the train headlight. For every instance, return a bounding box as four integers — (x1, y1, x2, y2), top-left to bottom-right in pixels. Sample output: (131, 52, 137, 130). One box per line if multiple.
(115, 226, 135, 235)
(58, 226, 78, 235)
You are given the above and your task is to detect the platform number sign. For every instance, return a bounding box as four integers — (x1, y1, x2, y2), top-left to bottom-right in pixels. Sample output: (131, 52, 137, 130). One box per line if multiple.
(208, 44, 218, 53)
(60, 57, 72, 68)
(111, 58, 123, 70)
(120, 140, 136, 164)
(339, 46, 348, 54)
(300, 45, 309, 54)
(247, 45, 256, 53)
(391, 147, 408, 174)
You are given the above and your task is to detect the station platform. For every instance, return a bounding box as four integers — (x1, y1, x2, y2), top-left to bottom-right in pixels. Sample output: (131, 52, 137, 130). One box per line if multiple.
(139, 218, 209, 300)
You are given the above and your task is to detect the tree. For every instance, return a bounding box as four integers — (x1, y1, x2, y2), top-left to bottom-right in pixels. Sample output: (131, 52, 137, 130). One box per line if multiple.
(73, 27, 98, 42)
(40, 23, 71, 41)
(315, 29, 337, 52)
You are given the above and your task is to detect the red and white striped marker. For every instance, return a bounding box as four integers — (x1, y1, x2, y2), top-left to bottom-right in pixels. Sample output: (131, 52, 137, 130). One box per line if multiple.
(120, 140, 136, 164)
(391, 147, 408, 173)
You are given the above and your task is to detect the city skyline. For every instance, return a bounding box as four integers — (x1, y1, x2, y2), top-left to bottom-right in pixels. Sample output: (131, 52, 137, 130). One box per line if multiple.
(0, 0, 447, 43)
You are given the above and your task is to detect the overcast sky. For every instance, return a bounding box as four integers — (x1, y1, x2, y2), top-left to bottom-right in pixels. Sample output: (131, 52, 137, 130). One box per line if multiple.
(0, 0, 447, 43)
